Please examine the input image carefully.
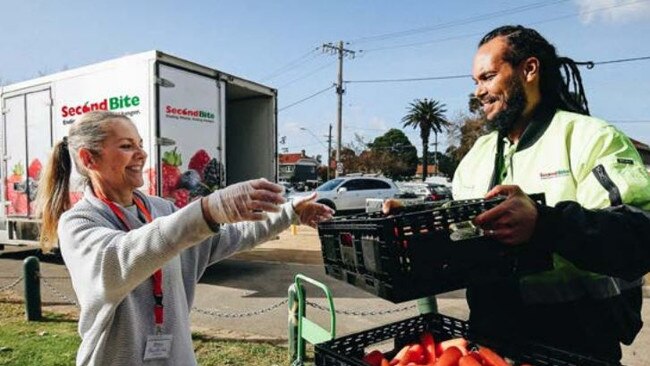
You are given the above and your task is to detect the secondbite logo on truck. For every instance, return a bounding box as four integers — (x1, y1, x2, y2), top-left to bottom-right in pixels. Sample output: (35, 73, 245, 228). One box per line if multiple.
(165, 105, 215, 123)
(61, 95, 141, 124)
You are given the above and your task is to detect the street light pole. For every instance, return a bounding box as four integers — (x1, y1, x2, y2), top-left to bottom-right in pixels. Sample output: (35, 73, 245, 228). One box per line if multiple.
(300, 126, 330, 181)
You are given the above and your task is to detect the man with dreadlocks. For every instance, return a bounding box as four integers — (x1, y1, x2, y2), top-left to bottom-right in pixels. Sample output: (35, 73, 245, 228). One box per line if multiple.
(453, 25, 650, 361)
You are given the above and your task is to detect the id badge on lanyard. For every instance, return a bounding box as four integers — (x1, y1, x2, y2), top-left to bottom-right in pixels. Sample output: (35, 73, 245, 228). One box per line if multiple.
(96, 193, 173, 360)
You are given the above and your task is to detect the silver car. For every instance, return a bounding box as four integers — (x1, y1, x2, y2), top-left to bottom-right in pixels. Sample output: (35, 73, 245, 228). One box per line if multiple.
(312, 176, 399, 214)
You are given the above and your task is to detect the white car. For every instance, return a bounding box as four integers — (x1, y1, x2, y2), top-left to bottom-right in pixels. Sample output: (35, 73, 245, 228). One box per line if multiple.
(311, 176, 399, 214)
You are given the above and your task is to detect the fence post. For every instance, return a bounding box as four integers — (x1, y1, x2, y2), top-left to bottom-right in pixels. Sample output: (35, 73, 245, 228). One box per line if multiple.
(23, 256, 42, 321)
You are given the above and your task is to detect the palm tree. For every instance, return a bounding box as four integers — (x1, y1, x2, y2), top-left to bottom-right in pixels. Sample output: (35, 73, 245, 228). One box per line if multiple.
(402, 98, 448, 181)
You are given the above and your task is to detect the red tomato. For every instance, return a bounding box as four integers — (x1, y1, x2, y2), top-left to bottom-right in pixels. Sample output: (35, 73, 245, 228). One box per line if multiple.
(436, 347, 463, 366)
(459, 354, 483, 366)
(405, 344, 425, 364)
(420, 332, 437, 365)
(478, 346, 511, 366)
(363, 350, 385, 366)
(436, 338, 469, 356)
(390, 345, 410, 366)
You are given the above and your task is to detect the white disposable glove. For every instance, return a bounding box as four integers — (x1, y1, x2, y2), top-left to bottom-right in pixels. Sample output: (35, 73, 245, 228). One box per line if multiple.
(291, 192, 335, 228)
(207, 178, 286, 223)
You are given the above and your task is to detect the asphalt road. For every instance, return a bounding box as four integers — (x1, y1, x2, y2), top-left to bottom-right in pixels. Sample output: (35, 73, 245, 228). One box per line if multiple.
(0, 247, 647, 366)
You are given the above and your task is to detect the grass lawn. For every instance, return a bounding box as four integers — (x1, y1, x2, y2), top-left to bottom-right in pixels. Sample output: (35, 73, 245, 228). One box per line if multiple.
(0, 300, 290, 365)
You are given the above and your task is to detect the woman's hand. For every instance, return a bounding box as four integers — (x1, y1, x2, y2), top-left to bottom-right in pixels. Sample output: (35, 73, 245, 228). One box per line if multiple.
(474, 185, 538, 245)
(207, 178, 286, 223)
(292, 192, 335, 228)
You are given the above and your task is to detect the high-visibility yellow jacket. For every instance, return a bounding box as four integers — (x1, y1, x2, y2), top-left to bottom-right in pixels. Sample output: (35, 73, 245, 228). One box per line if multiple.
(453, 108, 650, 304)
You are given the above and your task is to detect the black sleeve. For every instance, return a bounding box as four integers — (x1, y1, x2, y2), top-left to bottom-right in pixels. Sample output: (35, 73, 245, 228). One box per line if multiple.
(532, 202, 650, 281)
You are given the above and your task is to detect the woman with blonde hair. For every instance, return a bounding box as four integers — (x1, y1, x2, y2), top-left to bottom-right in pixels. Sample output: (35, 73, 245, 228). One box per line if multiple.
(37, 110, 333, 365)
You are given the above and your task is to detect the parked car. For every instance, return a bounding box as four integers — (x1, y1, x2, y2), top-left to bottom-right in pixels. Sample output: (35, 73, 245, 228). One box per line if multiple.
(398, 182, 452, 202)
(278, 180, 295, 198)
(310, 176, 399, 214)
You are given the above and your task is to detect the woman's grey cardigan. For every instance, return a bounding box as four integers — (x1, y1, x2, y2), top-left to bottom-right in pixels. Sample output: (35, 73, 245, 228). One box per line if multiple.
(58, 187, 297, 365)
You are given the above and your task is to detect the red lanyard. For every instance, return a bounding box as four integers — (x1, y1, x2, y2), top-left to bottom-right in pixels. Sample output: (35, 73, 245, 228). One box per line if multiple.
(96, 192, 164, 330)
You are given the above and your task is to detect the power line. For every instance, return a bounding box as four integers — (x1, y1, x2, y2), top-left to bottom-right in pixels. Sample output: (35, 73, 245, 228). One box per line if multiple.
(344, 54, 650, 85)
(260, 47, 321, 82)
(592, 56, 650, 67)
(349, 0, 569, 44)
(359, 0, 650, 54)
(362, 32, 483, 53)
(278, 85, 335, 112)
(346, 74, 470, 84)
(276, 60, 336, 89)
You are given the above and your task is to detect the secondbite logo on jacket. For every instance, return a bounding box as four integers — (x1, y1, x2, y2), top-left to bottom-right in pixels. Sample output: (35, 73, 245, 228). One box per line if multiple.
(539, 169, 570, 180)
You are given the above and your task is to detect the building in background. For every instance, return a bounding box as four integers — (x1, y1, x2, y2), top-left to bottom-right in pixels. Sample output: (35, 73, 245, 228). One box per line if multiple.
(415, 164, 438, 178)
(278, 150, 320, 189)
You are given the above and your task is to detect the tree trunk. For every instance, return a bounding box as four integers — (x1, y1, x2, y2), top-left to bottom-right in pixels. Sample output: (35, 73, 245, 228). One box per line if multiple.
(434, 132, 438, 175)
(422, 138, 429, 182)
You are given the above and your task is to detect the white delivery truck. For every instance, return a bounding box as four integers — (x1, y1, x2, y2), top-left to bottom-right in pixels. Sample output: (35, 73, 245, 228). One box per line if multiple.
(0, 50, 277, 247)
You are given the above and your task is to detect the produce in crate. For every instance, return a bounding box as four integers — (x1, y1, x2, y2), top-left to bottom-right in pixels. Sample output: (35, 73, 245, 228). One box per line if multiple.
(362, 333, 514, 366)
(316, 313, 617, 366)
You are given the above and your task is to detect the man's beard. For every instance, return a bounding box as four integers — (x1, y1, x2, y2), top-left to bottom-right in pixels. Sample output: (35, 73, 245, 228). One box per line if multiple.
(486, 77, 527, 134)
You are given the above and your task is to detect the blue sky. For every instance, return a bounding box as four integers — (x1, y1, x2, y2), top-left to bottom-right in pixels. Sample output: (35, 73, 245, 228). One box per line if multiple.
(1, 0, 649, 162)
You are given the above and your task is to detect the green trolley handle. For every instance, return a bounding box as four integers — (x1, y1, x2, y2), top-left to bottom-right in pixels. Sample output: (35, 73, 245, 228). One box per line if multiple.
(292, 273, 336, 365)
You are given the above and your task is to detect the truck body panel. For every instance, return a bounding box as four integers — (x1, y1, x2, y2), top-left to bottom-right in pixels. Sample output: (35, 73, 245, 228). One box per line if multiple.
(0, 51, 277, 246)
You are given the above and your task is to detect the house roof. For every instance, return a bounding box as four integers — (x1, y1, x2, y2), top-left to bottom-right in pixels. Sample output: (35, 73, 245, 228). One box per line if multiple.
(279, 152, 319, 165)
(279, 153, 303, 164)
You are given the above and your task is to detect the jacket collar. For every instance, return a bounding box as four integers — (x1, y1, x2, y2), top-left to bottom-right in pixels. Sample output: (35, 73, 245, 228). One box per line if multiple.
(515, 102, 556, 152)
(488, 103, 556, 189)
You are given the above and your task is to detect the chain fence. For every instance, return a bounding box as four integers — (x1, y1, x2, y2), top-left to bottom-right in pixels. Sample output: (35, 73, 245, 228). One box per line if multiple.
(192, 299, 289, 319)
(40, 276, 78, 306)
(306, 300, 417, 316)
(1, 274, 416, 318)
(0, 275, 23, 292)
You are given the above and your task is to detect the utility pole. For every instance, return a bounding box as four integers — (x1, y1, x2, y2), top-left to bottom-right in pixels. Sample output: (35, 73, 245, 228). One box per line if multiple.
(326, 123, 332, 181)
(322, 41, 356, 177)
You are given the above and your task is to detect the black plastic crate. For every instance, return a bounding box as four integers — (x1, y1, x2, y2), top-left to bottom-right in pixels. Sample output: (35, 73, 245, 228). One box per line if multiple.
(317, 194, 550, 303)
(314, 313, 619, 366)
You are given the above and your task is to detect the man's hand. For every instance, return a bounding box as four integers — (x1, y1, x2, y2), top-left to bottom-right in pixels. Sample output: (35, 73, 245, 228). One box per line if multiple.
(382, 198, 404, 215)
(474, 185, 538, 245)
(292, 192, 335, 228)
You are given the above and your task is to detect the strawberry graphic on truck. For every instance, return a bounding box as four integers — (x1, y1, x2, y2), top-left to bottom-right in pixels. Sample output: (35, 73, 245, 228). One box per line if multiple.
(1, 50, 277, 248)
(160, 149, 224, 208)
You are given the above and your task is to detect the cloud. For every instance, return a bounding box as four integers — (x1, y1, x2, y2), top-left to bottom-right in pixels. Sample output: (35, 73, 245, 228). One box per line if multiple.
(574, 0, 650, 24)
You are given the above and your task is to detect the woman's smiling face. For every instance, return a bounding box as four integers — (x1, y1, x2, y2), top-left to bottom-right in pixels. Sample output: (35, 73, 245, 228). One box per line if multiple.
(91, 118, 148, 194)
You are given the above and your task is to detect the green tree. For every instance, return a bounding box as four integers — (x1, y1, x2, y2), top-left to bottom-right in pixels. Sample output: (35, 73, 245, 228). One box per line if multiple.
(368, 129, 418, 180)
(446, 94, 488, 168)
(402, 98, 449, 181)
(338, 147, 359, 175)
